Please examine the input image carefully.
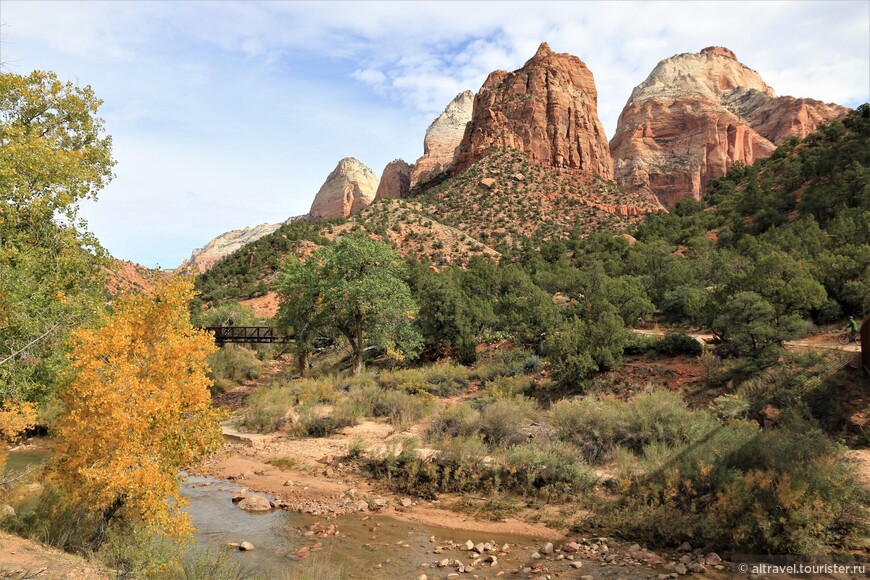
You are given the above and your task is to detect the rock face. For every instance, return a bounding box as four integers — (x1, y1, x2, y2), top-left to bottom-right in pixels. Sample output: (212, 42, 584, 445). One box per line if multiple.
(410, 90, 475, 188)
(375, 159, 413, 200)
(610, 46, 849, 206)
(179, 222, 281, 273)
(308, 157, 379, 220)
(454, 43, 613, 179)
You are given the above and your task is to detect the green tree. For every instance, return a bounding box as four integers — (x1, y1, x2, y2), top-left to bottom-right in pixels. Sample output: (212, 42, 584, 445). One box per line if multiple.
(0, 70, 115, 405)
(277, 234, 421, 375)
(276, 253, 331, 377)
(712, 291, 804, 360)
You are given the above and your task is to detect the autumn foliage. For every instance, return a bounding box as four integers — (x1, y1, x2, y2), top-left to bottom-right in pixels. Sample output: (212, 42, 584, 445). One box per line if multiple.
(53, 277, 224, 541)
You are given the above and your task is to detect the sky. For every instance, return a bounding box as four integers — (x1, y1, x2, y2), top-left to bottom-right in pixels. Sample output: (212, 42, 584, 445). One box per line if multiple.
(1, 1, 868, 269)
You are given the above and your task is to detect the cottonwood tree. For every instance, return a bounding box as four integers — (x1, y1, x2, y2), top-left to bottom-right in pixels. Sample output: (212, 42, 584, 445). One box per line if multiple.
(277, 234, 421, 375)
(0, 70, 115, 404)
(53, 277, 224, 547)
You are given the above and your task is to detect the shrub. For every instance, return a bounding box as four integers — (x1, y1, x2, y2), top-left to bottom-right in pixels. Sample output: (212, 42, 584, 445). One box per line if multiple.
(477, 397, 537, 447)
(551, 391, 711, 463)
(427, 403, 480, 441)
(504, 441, 598, 499)
(653, 332, 703, 356)
(603, 422, 869, 555)
(239, 386, 295, 433)
(480, 374, 534, 401)
(378, 366, 466, 397)
(207, 345, 264, 395)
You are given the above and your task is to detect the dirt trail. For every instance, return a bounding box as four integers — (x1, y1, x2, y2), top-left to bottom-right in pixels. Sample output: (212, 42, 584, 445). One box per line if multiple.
(0, 532, 108, 579)
(634, 328, 861, 353)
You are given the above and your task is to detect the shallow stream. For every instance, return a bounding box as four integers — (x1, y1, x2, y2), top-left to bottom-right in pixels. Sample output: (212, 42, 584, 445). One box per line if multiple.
(182, 475, 548, 578)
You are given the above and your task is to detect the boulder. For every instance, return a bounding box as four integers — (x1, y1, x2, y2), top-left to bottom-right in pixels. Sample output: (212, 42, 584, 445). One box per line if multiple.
(237, 494, 272, 512)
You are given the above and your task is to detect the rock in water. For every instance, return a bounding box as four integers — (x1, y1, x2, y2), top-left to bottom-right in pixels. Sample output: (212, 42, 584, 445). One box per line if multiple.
(411, 90, 475, 189)
(454, 42, 613, 179)
(375, 159, 413, 200)
(308, 157, 379, 220)
(610, 46, 849, 207)
(236, 494, 272, 512)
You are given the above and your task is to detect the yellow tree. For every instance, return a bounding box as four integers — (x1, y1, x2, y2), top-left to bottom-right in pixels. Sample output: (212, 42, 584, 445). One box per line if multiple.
(53, 277, 224, 546)
(0, 400, 37, 477)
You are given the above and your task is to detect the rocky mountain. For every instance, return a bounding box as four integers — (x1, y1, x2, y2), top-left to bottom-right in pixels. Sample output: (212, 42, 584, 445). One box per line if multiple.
(610, 46, 849, 207)
(453, 43, 613, 179)
(308, 157, 379, 220)
(178, 222, 283, 273)
(410, 90, 475, 189)
(375, 159, 413, 200)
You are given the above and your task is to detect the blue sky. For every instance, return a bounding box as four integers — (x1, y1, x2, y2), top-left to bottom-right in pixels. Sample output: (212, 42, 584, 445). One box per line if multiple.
(2, 1, 868, 268)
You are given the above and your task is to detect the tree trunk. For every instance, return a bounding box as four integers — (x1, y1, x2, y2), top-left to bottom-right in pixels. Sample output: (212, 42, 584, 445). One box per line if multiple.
(352, 311, 364, 375)
(298, 349, 309, 378)
(90, 495, 124, 551)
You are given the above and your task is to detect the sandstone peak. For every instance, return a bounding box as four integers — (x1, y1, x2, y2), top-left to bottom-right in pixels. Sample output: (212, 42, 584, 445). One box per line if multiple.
(308, 157, 379, 220)
(178, 222, 281, 273)
(410, 90, 475, 188)
(611, 48, 850, 206)
(453, 44, 613, 179)
(701, 46, 737, 60)
(376, 158, 413, 200)
(532, 42, 554, 59)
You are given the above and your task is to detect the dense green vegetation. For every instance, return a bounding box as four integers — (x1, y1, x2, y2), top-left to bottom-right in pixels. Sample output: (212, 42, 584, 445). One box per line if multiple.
(195, 220, 331, 303)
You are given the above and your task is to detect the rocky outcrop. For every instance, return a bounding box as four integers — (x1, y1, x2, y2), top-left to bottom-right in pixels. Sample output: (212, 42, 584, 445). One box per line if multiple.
(410, 90, 474, 188)
(454, 43, 613, 179)
(308, 157, 379, 220)
(610, 46, 849, 206)
(375, 159, 413, 200)
(178, 222, 281, 273)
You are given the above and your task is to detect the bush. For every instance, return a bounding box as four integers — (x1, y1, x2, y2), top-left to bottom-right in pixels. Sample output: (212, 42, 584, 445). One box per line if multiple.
(504, 441, 598, 499)
(477, 397, 537, 447)
(346, 384, 434, 429)
(207, 345, 264, 395)
(653, 332, 703, 356)
(378, 363, 469, 397)
(427, 403, 480, 442)
(622, 332, 657, 355)
(239, 386, 295, 433)
(603, 422, 869, 555)
(551, 391, 711, 463)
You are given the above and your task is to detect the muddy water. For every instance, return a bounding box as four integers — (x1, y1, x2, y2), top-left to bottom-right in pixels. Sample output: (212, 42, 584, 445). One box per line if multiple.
(182, 475, 553, 579)
(2, 443, 51, 475)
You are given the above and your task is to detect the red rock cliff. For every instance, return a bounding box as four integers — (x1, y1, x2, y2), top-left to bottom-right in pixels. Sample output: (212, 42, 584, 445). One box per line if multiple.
(610, 46, 850, 207)
(454, 43, 613, 179)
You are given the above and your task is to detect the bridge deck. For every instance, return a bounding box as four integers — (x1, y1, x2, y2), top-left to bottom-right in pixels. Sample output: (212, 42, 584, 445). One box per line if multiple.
(204, 326, 291, 346)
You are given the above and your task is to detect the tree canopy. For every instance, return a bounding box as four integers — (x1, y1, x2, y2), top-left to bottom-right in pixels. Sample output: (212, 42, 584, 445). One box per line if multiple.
(53, 277, 224, 545)
(0, 70, 115, 406)
(277, 234, 421, 375)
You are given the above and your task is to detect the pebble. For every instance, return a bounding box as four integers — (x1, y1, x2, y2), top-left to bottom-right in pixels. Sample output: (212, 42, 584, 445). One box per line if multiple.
(676, 542, 692, 552)
(675, 562, 688, 575)
(464, 540, 475, 551)
(239, 541, 255, 551)
(540, 542, 554, 555)
(571, 561, 583, 569)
